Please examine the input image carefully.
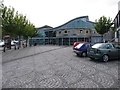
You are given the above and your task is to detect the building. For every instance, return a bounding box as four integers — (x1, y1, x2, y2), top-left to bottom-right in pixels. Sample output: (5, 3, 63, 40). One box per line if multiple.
(103, 29, 115, 42)
(114, 1, 120, 43)
(29, 25, 53, 45)
(29, 16, 102, 45)
(37, 25, 53, 37)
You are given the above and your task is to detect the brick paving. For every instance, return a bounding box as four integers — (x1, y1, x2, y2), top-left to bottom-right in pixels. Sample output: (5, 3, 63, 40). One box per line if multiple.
(2, 45, 119, 88)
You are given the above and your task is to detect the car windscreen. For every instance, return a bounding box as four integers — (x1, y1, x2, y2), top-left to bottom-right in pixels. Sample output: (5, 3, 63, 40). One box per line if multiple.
(112, 43, 120, 49)
(92, 43, 104, 48)
(75, 43, 84, 48)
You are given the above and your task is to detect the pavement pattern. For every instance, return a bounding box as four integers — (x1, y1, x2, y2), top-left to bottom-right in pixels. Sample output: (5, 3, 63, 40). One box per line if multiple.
(2, 45, 120, 88)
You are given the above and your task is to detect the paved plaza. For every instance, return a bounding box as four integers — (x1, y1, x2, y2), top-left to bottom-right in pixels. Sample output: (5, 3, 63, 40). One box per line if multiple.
(1, 45, 120, 88)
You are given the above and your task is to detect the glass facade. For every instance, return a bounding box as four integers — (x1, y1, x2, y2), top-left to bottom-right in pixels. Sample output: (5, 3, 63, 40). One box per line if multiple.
(38, 30, 46, 37)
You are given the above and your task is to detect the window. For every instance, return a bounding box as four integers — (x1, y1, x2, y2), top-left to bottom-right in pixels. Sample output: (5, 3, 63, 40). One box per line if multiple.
(93, 31, 96, 34)
(85, 44, 91, 47)
(113, 43, 120, 49)
(73, 34, 76, 36)
(86, 31, 88, 33)
(103, 44, 113, 49)
(59, 31, 61, 34)
(80, 30, 83, 33)
(64, 31, 67, 33)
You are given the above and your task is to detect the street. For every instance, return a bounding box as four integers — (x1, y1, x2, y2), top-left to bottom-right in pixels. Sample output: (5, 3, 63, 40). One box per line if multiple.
(2, 45, 119, 88)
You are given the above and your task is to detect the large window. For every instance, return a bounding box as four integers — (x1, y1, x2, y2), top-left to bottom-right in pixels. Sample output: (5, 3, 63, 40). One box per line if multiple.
(38, 30, 46, 37)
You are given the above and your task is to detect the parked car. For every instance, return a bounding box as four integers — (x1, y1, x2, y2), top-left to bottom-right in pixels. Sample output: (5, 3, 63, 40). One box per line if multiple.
(0, 40, 18, 47)
(87, 43, 120, 62)
(11, 40, 19, 46)
(73, 42, 94, 57)
(0, 41, 5, 47)
(73, 42, 88, 49)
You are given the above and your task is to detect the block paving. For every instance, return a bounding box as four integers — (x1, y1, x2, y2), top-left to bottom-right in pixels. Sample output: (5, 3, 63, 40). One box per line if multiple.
(1, 45, 119, 88)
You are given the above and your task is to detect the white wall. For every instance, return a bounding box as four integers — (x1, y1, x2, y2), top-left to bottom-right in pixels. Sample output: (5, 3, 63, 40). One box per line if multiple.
(118, 1, 120, 11)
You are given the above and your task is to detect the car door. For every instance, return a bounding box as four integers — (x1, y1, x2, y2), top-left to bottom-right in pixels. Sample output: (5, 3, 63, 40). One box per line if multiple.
(84, 43, 90, 51)
(112, 44, 120, 59)
(118, 48, 120, 59)
(116, 47, 120, 59)
(104, 44, 117, 59)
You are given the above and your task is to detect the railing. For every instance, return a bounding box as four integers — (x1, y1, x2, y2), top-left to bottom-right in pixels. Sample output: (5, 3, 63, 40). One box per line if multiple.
(109, 38, 115, 42)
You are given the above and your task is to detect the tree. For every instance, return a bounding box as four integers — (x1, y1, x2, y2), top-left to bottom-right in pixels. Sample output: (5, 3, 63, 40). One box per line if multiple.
(23, 22, 38, 46)
(1, 3, 38, 48)
(24, 22, 37, 37)
(0, 0, 3, 40)
(94, 16, 113, 42)
(2, 5, 18, 37)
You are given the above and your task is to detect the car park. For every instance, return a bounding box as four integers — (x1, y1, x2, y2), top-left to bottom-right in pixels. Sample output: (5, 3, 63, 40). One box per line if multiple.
(73, 42, 94, 57)
(87, 43, 120, 62)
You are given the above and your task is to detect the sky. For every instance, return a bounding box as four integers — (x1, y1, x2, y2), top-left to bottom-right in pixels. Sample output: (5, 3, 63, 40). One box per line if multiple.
(3, 0, 120, 28)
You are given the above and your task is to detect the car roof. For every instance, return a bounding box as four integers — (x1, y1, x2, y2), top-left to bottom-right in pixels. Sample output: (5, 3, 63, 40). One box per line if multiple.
(74, 41, 88, 43)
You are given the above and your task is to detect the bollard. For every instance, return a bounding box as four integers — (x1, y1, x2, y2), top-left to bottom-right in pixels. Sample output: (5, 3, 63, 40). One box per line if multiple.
(14, 45, 16, 50)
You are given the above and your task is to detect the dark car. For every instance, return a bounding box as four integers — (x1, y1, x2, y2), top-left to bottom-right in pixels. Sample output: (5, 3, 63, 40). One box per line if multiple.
(73, 42, 94, 57)
(87, 43, 120, 62)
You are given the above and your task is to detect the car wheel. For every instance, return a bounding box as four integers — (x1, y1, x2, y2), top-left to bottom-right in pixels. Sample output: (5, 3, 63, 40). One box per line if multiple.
(102, 55, 109, 62)
(82, 52, 87, 57)
(90, 57, 94, 60)
(76, 53, 80, 56)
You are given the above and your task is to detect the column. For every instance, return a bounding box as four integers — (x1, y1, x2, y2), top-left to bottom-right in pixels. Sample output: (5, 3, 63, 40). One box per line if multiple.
(62, 38, 63, 45)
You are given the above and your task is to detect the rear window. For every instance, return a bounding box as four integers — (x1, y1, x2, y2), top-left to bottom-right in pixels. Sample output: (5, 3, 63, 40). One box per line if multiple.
(75, 43, 84, 48)
(92, 43, 104, 48)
